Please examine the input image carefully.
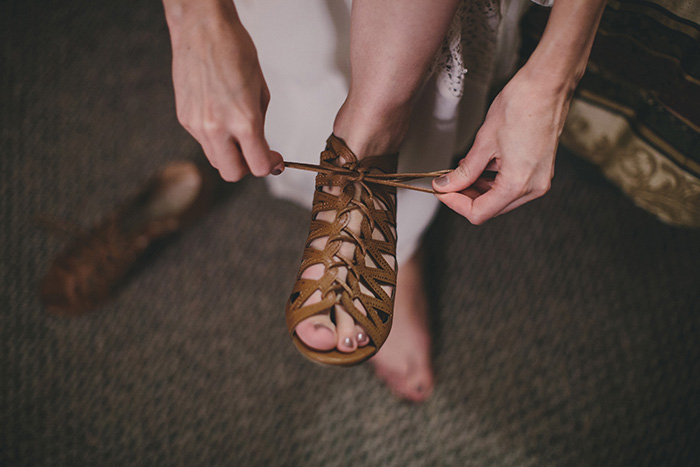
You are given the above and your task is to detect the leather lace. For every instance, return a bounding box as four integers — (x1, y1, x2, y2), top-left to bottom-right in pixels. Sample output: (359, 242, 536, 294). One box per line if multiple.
(284, 161, 450, 194)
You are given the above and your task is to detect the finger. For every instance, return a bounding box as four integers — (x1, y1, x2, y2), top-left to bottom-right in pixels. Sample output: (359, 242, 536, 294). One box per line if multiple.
(269, 150, 285, 175)
(434, 191, 475, 221)
(468, 183, 521, 224)
(260, 82, 271, 115)
(237, 126, 284, 177)
(432, 173, 494, 220)
(202, 135, 249, 182)
(485, 159, 499, 172)
(198, 136, 221, 170)
(436, 182, 513, 225)
(471, 177, 494, 195)
(486, 174, 551, 218)
(433, 138, 492, 193)
(201, 145, 220, 170)
(487, 181, 551, 219)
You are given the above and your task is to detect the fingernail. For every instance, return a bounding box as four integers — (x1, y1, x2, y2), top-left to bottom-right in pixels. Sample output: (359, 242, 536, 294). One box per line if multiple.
(434, 174, 449, 188)
(271, 168, 282, 176)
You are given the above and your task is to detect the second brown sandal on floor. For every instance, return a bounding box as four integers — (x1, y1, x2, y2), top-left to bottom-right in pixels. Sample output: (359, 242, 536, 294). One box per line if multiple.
(39, 160, 221, 317)
(285, 135, 400, 366)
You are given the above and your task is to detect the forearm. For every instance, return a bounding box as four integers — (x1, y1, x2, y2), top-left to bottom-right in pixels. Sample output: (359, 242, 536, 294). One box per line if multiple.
(162, 0, 242, 46)
(523, 0, 606, 96)
(161, 0, 281, 180)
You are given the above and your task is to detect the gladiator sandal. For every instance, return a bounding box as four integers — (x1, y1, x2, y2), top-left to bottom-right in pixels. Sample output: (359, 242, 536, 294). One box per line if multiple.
(284, 132, 448, 367)
(286, 135, 401, 365)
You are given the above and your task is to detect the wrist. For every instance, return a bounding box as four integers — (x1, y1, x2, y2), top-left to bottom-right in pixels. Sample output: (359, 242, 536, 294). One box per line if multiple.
(522, 0, 605, 97)
(518, 58, 583, 100)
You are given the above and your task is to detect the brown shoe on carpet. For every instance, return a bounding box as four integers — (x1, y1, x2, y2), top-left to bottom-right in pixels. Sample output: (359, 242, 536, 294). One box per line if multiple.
(39, 160, 220, 317)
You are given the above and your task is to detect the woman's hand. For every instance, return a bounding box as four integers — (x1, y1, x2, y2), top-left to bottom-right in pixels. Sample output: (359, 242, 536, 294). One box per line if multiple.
(432, 0, 605, 223)
(432, 66, 570, 224)
(163, 0, 283, 181)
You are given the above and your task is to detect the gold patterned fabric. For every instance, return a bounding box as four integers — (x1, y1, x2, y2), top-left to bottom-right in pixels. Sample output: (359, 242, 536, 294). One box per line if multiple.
(521, 0, 700, 228)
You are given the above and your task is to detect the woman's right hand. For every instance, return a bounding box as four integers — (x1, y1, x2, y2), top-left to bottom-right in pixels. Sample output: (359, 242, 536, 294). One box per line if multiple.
(163, 0, 284, 181)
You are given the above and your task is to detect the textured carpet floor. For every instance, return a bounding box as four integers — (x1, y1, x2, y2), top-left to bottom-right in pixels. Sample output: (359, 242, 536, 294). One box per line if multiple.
(2, 1, 699, 465)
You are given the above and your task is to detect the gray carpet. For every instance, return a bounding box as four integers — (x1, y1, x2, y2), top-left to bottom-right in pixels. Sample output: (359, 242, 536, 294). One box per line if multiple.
(2, 1, 699, 465)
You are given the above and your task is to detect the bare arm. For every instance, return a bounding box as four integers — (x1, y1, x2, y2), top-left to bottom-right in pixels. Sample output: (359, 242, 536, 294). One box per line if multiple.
(162, 0, 283, 181)
(433, 0, 606, 224)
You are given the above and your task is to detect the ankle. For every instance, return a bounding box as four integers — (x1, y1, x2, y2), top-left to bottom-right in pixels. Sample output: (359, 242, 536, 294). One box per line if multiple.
(332, 95, 411, 159)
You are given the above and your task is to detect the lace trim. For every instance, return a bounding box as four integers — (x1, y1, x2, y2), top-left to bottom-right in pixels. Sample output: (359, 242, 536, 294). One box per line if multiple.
(430, 0, 552, 97)
(430, 10, 468, 98)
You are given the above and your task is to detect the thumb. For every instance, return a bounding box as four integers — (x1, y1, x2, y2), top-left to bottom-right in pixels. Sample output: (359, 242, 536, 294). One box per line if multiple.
(270, 150, 285, 175)
(238, 125, 284, 177)
(432, 148, 490, 193)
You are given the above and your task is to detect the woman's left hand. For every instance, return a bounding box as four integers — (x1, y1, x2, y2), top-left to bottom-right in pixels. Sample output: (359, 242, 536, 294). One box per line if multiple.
(432, 66, 572, 224)
(432, 0, 606, 224)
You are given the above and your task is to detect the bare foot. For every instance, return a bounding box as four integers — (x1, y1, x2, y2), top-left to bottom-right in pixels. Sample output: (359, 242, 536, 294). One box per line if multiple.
(371, 249, 434, 402)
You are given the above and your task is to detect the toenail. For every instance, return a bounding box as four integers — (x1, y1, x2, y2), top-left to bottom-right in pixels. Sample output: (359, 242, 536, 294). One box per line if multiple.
(356, 332, 365, 342)
(343, 337, 353, 348)
(314, 323, 333, 334)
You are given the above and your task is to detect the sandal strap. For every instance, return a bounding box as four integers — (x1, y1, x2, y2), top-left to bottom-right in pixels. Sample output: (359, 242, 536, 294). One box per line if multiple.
(286, 135, 403, 364)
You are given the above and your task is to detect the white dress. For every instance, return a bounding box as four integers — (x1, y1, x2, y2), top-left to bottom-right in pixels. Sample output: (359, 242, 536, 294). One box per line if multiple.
(237, 0, 541, 263)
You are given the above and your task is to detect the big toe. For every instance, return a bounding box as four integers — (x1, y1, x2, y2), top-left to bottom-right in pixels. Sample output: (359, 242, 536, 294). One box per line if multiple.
(295, 315, 337, 351)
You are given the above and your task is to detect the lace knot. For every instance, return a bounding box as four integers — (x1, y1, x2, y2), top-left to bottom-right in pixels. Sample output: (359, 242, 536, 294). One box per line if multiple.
(350, 167, 367, 183)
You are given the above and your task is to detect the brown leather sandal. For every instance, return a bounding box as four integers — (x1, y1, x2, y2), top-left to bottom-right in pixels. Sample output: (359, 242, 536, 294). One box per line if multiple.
(285, 135, 402, 366)
(39, 160, 222, 317)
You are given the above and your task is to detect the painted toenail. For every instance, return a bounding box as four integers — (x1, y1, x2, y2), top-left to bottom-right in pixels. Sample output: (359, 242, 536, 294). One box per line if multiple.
(343, 337, 353, 348)
(356, 332, 364, 342)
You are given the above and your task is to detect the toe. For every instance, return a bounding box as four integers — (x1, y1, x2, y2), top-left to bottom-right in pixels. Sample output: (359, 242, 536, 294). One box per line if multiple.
(334, 305, 358, 352)
(295, 314, 337, 351)
(399, 369, 434, 402)
(355, 325, 370, 347)
(295, 262, 338, 351)
(374, 360, 434, 402)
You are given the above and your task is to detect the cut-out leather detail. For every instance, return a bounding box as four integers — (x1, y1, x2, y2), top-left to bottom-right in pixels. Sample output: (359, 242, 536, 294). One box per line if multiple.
(285, 134, 401, 366)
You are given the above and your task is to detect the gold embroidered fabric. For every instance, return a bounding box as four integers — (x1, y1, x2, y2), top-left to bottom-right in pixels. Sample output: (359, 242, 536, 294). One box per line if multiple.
(521, 1, 700, 228)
